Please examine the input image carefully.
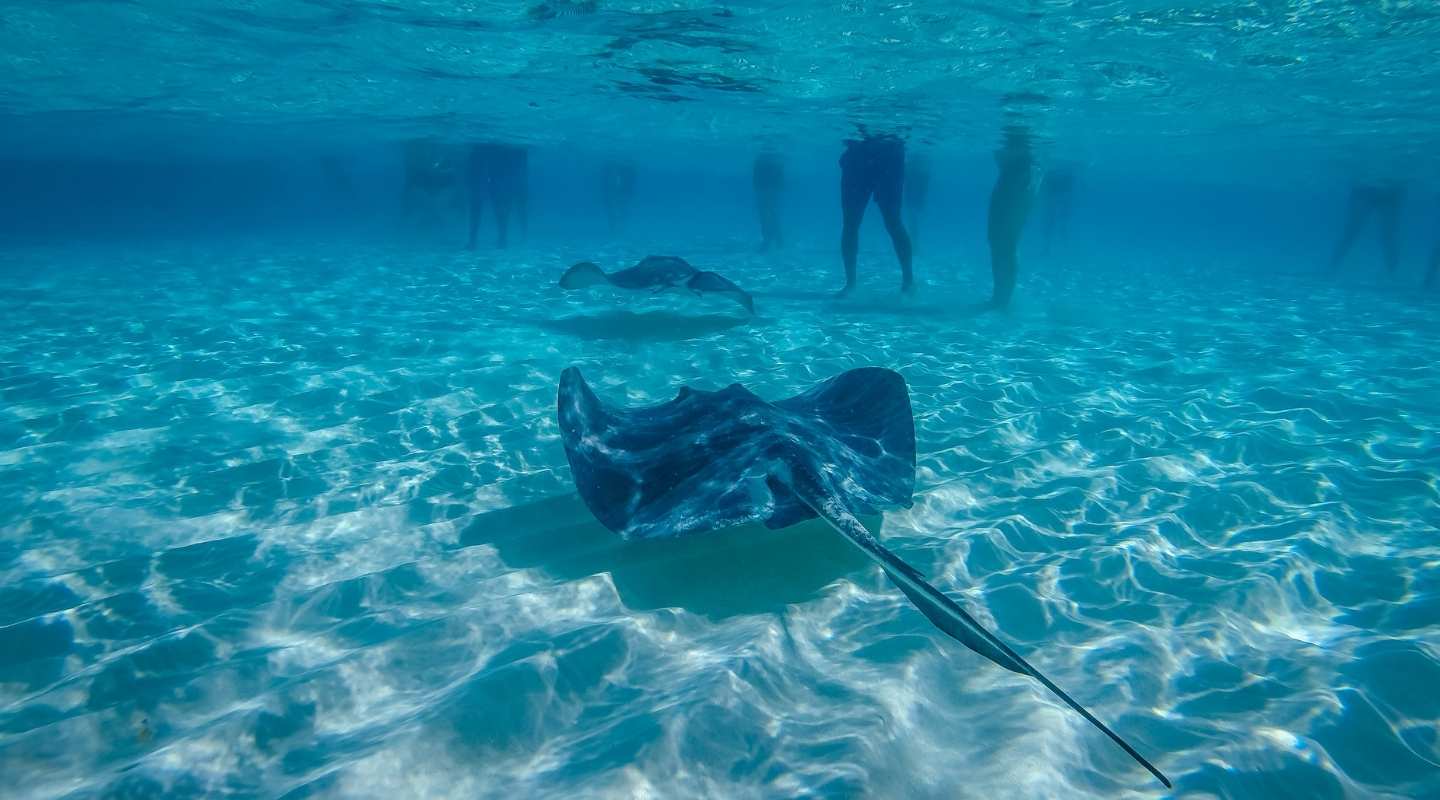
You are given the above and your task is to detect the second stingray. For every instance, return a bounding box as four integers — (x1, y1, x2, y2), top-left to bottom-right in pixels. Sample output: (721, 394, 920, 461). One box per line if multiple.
(559, 255, 755, 313)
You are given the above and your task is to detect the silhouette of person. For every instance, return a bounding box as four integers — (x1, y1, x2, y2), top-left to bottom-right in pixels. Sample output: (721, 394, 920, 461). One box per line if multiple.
(1039, 165, 1074, 257)
(1329, 180, 1405, 274)
(467, 143, 528, 249)
(987, 127, 1035, 309)
(601, 160, 637, 235)
(753, 152, 785, 251)
(838, 131, 913, 295)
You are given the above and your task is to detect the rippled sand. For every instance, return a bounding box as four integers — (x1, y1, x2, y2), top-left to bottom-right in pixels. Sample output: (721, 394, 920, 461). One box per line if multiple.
(1, 242, 1437, 798)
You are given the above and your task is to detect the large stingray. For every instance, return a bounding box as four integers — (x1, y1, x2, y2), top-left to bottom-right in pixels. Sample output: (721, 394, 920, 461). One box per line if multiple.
(559, 255, 755, 313)
(557, 366, 1171, 788)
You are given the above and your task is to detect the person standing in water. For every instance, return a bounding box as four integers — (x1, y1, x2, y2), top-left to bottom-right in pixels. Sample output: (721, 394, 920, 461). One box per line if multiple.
(320, 156, 353, 195)
(1039, 165, 1075, 256)
(467, 143, 529, 249)
(752, 151, 785, 252)
(1426, 238, 1439, 289)
(601, 160, 637, 235)
(402, 140, 465, 233)
(904, 152, 931, 250)
(492, 145, 529, 245)
(838, 131, 913, 296)
(987, 126, 1035, 309)
(1329, 180, 1405, 275)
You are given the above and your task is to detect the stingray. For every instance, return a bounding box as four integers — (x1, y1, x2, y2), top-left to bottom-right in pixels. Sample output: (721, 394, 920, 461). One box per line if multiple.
(557, 366, 1171, 788)
(559, 255, 755, 314)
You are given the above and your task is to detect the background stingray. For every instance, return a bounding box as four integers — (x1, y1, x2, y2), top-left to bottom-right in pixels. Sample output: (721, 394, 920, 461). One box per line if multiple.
(559, 255, 755, 314)
(558, 365, 1172, 788)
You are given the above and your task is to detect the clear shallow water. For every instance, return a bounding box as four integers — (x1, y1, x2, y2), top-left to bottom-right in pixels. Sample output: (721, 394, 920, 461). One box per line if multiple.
(2, 0, 1439, 797)
(1, 242, 1437, 798)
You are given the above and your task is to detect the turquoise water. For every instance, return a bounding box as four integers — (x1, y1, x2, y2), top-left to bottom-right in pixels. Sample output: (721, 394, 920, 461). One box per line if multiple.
(3, 3, 1440, 799)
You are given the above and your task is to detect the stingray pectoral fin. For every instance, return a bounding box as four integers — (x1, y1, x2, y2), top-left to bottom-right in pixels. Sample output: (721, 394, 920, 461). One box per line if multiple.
(786, 471, 1171, 789)
(686, 271, 755, 314)
(559, 261, 610, 289)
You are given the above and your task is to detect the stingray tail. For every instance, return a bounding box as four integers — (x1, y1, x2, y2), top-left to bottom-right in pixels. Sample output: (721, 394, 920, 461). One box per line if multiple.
(784, 465, 1171, 789)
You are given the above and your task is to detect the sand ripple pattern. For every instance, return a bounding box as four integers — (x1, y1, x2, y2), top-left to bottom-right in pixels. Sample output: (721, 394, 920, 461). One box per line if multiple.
(1, 243, 1437, 798)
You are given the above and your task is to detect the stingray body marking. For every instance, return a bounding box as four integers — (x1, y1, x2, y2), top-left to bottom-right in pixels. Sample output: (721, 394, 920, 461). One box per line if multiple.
(559, 255, 755, 313)
(556, 367, 1171, 789)
(558, 366, 912, 540)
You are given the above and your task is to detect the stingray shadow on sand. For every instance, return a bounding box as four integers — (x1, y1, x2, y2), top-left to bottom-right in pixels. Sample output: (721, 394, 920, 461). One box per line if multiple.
(530, 310, 757, 342)
(456, 493, 872, 619)
(759, 288, 987, 319)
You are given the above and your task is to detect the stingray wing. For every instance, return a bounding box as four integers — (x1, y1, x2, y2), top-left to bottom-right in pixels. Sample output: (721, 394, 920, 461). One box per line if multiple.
(558, 367, 777, 539)
(558, 367, 915, 538)
(685, 270, 755, 313)
(607, 256, 696, 290)
(558, 261, 609, 289)
(760, 367, 916, 528)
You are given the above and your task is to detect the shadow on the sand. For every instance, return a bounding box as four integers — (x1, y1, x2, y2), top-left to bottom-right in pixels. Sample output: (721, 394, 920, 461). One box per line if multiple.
(761, 287, 995, 319)
(760, 288, 838, 303)
(457, 493, 875, 620)
(530, 310, 755, 342)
